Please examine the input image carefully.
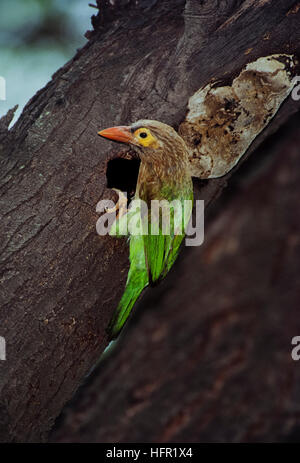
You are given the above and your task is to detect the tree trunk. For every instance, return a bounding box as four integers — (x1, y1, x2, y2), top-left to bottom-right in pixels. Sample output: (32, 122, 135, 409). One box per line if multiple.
(0, 0, 299, 442)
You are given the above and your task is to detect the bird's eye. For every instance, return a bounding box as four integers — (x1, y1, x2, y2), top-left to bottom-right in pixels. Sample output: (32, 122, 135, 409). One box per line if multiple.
(139, 132, 148, 139)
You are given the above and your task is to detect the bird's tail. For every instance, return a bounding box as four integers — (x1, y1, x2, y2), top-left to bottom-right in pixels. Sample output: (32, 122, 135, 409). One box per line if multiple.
(107, 235, 148, 340)
(107, 269, 148, 340)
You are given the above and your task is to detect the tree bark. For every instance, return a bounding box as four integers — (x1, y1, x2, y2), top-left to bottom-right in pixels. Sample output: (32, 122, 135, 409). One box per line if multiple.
(0, 0, 299, 442)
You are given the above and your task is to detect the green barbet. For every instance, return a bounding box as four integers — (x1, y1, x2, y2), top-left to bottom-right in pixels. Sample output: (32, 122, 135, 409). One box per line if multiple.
(99, 120, 193, 339)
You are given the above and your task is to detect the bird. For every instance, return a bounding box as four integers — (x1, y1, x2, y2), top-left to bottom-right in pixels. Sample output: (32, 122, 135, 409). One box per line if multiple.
(98, 120, 193, 339)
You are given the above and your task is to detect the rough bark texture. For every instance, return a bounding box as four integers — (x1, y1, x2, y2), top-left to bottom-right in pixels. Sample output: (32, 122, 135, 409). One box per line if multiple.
(0, 0, 299, 442)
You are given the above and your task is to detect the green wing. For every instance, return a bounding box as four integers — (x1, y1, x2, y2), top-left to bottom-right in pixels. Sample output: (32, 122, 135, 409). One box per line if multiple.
(143, 192, 193, 284)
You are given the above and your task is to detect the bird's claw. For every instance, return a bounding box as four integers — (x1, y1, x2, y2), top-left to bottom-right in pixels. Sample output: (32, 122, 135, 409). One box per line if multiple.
(106, 189, 128, 218)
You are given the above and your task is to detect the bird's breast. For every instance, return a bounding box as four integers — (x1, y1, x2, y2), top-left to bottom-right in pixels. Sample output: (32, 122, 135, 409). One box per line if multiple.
(136, 159, 191, 202)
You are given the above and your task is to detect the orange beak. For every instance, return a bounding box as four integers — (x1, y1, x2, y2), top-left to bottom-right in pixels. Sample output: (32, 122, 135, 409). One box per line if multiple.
(98, 126, 134, 144)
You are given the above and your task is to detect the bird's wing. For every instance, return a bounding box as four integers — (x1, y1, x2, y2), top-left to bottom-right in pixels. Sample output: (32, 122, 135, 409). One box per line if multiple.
(141, 188, 193, 284)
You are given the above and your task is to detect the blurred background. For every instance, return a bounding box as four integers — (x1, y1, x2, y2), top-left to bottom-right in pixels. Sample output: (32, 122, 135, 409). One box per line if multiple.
(0, 0, 91, 126)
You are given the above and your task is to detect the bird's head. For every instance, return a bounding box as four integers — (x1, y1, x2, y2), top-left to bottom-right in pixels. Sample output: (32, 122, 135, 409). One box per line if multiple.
(98, 120, 188, 162)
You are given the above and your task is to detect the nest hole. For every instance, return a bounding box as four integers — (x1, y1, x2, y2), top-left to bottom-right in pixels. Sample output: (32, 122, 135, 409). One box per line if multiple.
(106, 157, 141, 199)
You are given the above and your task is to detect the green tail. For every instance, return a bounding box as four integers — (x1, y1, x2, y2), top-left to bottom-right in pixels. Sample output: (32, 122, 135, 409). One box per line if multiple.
(107, 235, 148, 339)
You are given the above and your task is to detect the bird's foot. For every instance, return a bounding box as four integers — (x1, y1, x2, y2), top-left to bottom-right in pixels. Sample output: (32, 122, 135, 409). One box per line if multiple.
(106, 189, 128, 218)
